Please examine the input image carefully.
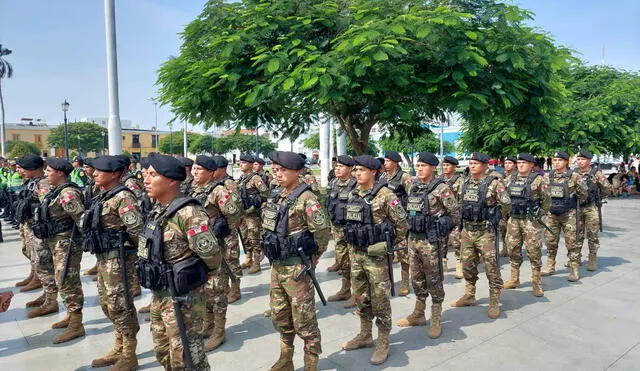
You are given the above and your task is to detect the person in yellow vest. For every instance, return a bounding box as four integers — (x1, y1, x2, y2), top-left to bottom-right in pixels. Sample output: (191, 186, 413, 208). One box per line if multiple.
(70, 157, 89, 188)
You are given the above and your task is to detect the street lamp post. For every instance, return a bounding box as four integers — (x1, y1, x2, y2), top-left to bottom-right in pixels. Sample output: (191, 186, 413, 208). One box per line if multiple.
(61, 99, 70, 160)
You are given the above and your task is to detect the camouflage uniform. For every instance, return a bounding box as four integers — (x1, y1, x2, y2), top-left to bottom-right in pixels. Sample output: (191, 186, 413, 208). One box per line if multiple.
(441, 173, 464, 263)
(29, 178, 56, 302)
(142, 201, 221, 371)
(220, 176, 243, 277)
(542, 169, 588, 278)
(576, 167, 611, 270)
(453, 174, 510, 318)
(300, 167, 320, 193)
(238, 171, 268, 271)
(263, 181, 330, 366)
(88, 186, 143, 368)
(180, 174, 194, 195)
(503, 172, 550, 296)
(190, 178, 242, 350)
(398, 177, 457, 336)
(123, 173, 144, 200)
(379, 168, 412, 295)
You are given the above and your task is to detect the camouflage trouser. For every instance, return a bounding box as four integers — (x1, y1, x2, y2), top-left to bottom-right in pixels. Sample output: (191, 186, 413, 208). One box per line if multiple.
(544, 209, 580, 263)
(577, 204, 600, 255)
(240, 214, 261, 255)
(408, 234, 444, 304)
(204, 268, 229, 319)
(270, 262, 321, 354)
(350, 248, 392, 331)
(31, 225, 58, 298)
(331, 225, 351, 279)
(225, 227, 242, 276)
(445, 227, 461, 259)
(460, 227, 503, 290)
(500, 215, 509, 246)
(97, 254, 139, 338)
(151, 286, 210, 371)
(506, 218, 542, 271)
(49, 235, 84, 313)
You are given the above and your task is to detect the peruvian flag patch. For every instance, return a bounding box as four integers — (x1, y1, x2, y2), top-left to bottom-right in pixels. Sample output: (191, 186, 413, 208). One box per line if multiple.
(442, 190, 452, 198)
(60, 194, 75, 205)
(119, 205, 135, 215)
(218, 194, 230, 206)
(306, 203, 321, 214)
(390, 199, 401, 207)
(187, 223, 208, 237)
(497, 187, 506, 193)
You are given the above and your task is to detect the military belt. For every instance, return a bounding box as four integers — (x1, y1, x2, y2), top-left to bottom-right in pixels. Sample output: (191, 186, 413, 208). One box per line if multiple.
(96, 248, 137, 261)
(510, 214, 531, 220)
(463, 223, 489, 232)
(274, 256, 303, 266)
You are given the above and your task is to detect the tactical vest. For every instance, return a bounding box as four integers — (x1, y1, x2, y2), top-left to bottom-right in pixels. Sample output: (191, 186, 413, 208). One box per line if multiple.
(508, 173, 541, 216)
(325, 177, 356, 226)
(385, 170, 408, 207)
(190, 179, 230, 239)
(548, 169, 577, 215)
(581, 167, 601, 206)
(406, 179, 449, 243)
(137, 197, 209, 295)
(83, 181, 95, 209)
(15, 176, 44, 223)
(238, 172, 262, 210)
(82, 185, 135, 254)
(31, 183, 80, 239)
(460, 176, 500, 223)
(260, 184, 317, 263)
(444, 173, 461, 189)
(343, 183, 395, 251)
(122, 174, 143, 190)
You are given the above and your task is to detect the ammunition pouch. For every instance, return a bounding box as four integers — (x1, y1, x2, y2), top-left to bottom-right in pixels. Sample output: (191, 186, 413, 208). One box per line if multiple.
(261, 230, 317, 263)
(344, 221, 394, 252)
(212, 217, 230, 239)
(31, 218, 74, 239)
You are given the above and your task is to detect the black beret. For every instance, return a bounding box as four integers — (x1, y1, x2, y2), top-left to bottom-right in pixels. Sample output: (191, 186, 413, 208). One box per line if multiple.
(553, 151, 569, 160)
(84, 157, 95, 168)
(518, 153, 536, 163)
(470, 152, 490, 164)
(239, 154, 255, 163)
(195, 155, 218, 171)
(443, 156, 459, 166)
(331, 156, 337, 161)
(72, 156, 84, 165)
(212, 155, 228, 168)
(130, 157, 139, 164)
(176, 156, 194, 167)
(148, 153, 186, 181)
(577, 149, 593, 159)
(273, 151, 305, 170)
(254, 156, 265, 165)
(92, 156, 127, 172)
(354, 155, 381, 170)
(46, 157, 73, 175)
(504, 156, 517, 163)
(140, 158, 150, 169)
(17, 155, 44, 170)
(298, 153, 307, 161)
(267, 151, 280, 163)
(115, 155, 131, 167)
(384, 150, 402, 163)
(337, 155, 355, 167)
(417, 152, 439, 166)
(376, 157, 385, 165)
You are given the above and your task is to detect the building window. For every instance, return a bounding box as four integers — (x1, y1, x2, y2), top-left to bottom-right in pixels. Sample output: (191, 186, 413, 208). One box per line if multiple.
(151, 134, 158, 148)
(132, 134, 141, 148)
(12, 134, 20, 141)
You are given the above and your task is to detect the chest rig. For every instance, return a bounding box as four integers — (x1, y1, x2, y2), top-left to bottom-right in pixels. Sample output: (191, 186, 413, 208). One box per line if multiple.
(343, 183, 395, 251)
(239, 172, 262, 211)
(136, 197, 209, 295)
(325, 177, 356, 226)
(581, 167, 601, 206)
(190, 179, 230, 239)
(445, 173, 461, 189)
(385, 170, 408, 207)
(508, 173, 541, 216)
(460, 176, 499, 223)
(31, 183, 79, 239)
(15, 176, 44, 223)
(260, 184, 317, 263)
(83, 185, 134, 254)
(548, 169, 576, 215)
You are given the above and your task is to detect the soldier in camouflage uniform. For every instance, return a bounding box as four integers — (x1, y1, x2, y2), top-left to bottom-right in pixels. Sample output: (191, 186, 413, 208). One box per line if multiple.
(341, 155, 407, 365)
(541, 151, 588, 281)
(380, 150, 412, 296)
(575, 149, 611, 271)
(298, 153, 320, 194)
(238, 154, 269, 274)
(178, 156, 195, 195)
(31, 158, 86, 343)
(397, 152, 458, 339)
(325, 155, 357, 309)
(189, 155, 243, 352)
(261, 151, 329, 371)
(82, 158, 100, 277)
(502, 153, 550, 297)
(16, 156, 53, 311)
(85, 156, 143, 370)
(451, 152, 510, 319)
(14, 163, 43, 292)
(139, 153, 222, 371)
(440, 155, 464, 278)
(253, 156, 273, 184)
(499, 156, 517, 257)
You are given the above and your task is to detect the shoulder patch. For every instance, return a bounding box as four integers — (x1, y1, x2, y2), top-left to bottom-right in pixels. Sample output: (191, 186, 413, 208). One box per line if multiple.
(390, 199, 401, 207)
(119, 205, 135, 215)
(497, 187, 506, 193)
(60, 194, 75, 205)
(187, 223, 208, 237)
(543, 184, 549, 190)
(218, 194, 230, 206)
(306, 203, 322, 214)
(442, 189, 452, 198)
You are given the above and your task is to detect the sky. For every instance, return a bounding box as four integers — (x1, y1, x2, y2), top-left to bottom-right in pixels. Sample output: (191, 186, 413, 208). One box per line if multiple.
(1, 0, 639, 132)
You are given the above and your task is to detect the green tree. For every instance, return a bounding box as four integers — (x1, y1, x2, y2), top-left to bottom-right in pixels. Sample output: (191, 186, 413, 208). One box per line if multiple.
(158, 0, 571, 155)
(302, 132, 378, 155)
(158, 131, 205, 155)
(0, 44, 13, 157)
(48, 122, 108, 155)
(218, 133, 276, 156)
(6, 140, 40, 158)
(190, 134, 220, 154)
(379, 128, 454, 170)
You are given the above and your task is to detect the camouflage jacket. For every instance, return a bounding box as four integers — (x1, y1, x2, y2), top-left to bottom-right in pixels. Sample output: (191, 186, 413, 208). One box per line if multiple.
(42, 183, 85, 236)
(407, 177, 459, 222)
(190, 179, 242, 227)
(461, 175, 511, 223)
(544, 169, 589, 204)
(350, 184, 408, 246)
(238, 171, 268, 211)
(299, 167, 320, 193)
(504, 172, 551, 215)
(576, 167, 612, 202)
(440, 172, 464, 199)
(95, 186, 144, 250)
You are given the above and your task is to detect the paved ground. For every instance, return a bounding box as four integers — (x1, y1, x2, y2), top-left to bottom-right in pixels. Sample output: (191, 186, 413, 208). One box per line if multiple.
(0, 198, 639, 370)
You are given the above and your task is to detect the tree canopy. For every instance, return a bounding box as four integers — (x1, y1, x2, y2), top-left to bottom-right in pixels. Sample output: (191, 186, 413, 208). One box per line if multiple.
(6, 140, 40, 158)
(302, 132, 378, 156)
(160, 131, 277, 156)
(158, 0, 571, 155)
(47, 122, 108, 155)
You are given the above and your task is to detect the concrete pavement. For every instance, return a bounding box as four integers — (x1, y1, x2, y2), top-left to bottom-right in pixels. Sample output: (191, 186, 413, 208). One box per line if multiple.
(0, 198, 639, 370)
